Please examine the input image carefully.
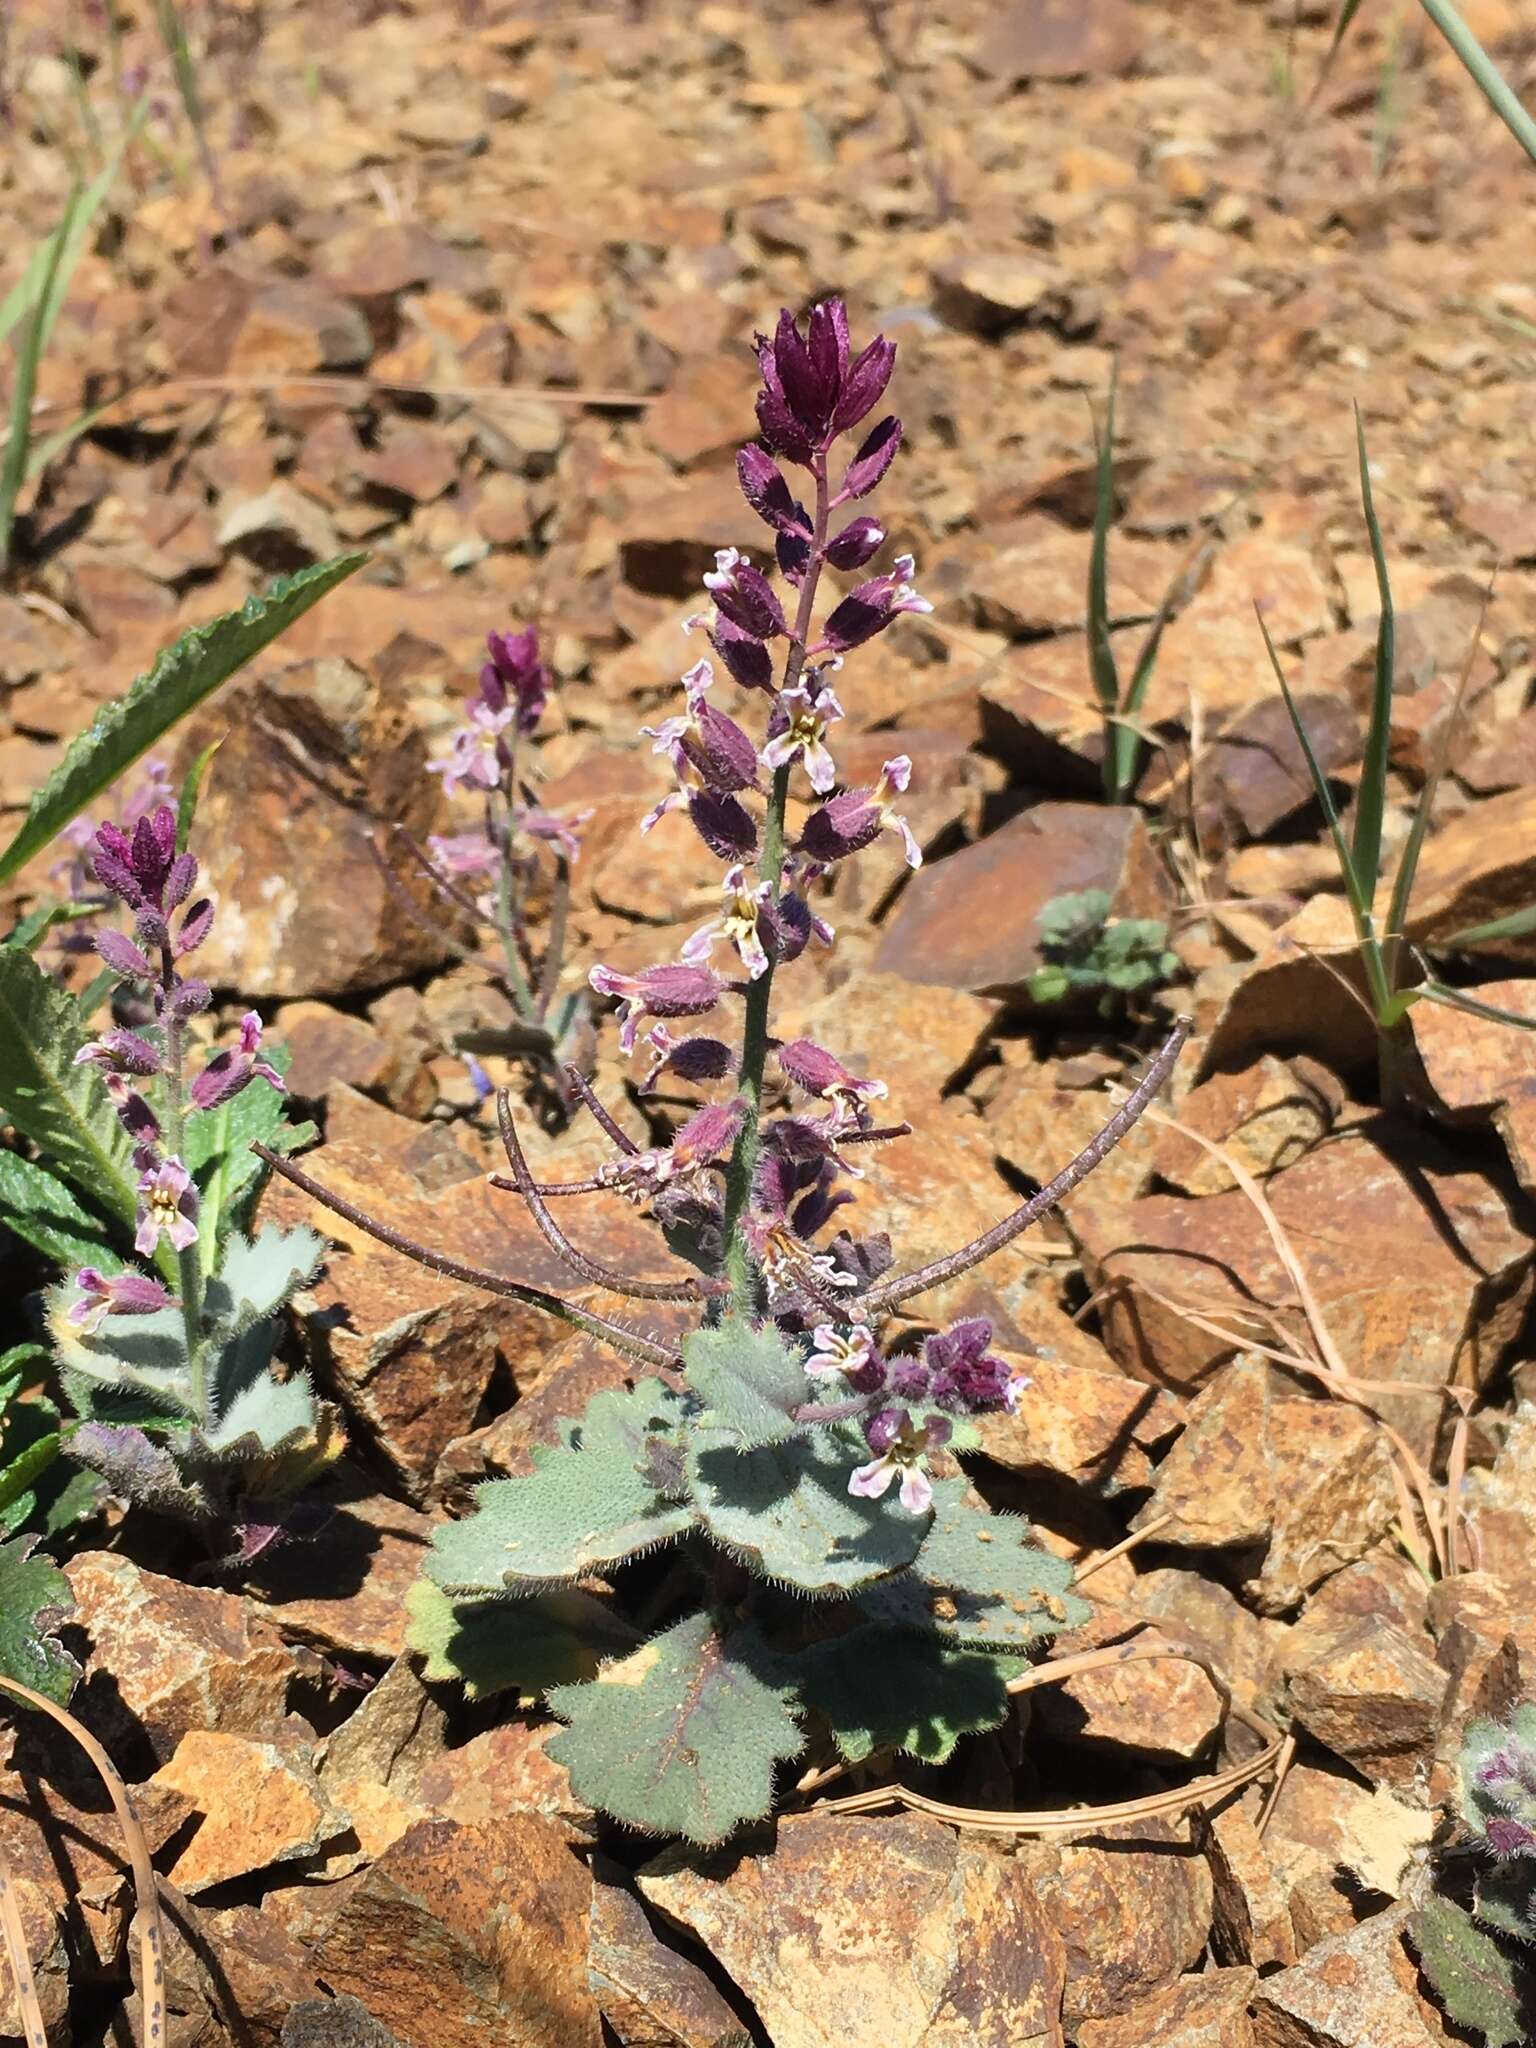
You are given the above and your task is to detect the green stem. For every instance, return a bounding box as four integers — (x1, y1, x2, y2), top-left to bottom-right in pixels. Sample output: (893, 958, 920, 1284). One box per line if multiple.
(721, 453, 831, 1312)
(159, 947, 207, 1419)
(490, 772, 537, 1018)
(1418, 0, 1536, 168)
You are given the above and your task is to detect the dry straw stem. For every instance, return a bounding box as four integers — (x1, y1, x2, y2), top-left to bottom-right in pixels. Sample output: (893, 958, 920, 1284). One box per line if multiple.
(806, 1641, 1284, 1838)
(0, 1675, 165, 2048)
(0, 1839, 47, 2048)
(1132, 1100, 1472, 1578)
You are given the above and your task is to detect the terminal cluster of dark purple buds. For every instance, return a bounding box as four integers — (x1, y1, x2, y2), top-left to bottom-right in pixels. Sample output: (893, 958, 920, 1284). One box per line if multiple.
(256, 300, 1189, 1519)
(64, 803, 285, 1347)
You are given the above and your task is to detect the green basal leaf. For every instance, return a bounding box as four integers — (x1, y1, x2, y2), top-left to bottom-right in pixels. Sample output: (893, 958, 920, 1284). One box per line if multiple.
(203, 1223, 325, 1341)
(1476, 1872, 1535, 1945)
(688, 1422, 927, 1597)
(1350, 409, 1395, 913)
(405, 1578, 639, 1702)
(1442, 903, 1536, 948)
(0, 553, 367, 884)
(0, 1534, 79, 1704)
(791, 1628, 1011, 1764)
(1086, 365, 1122, 724)
(1410, 1895, 1527, 2048)
(427, 1381, 692, 1596)
(0, 1150, 123, 1273)
(681, 1317, 806, 1448)
(0, 944, 142, 1246)
(547, 1612, 802, 1843)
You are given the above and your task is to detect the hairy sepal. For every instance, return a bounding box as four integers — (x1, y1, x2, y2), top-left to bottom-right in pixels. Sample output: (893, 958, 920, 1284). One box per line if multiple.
(426, 1380, 692, 1596)
(546, 1611, 802, 1843)
(687, 1421, 927, 1597)
(682, 1316, 806, 1448)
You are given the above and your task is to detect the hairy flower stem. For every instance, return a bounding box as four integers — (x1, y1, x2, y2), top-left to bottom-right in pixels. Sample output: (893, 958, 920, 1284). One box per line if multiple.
(158, 944, 206, 1417)
(721, 452, 831, 1312)
(490, 772, 538, 1017)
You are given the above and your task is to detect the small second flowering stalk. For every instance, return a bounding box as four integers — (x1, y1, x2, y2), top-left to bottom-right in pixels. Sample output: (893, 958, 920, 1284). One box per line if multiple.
(384, 627, 592, 1124)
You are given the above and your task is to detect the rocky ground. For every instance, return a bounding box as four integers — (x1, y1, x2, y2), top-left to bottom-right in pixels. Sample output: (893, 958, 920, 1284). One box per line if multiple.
(6, 0, 1536, 2041)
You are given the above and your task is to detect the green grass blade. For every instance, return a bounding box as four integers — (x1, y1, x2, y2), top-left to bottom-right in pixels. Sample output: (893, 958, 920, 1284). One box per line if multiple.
(1257, 608, 1365, 918)
(176, 736, 223, 852)
(1350, 408, 1395, 912)
(0, 188, 81, 577)
(1086, 366, 1122, 740)
(1441, 902, 1536, 948)
(1420, 0, 1536, 167)
(0, 553, 366, 885)
(1418, 980, 1536, 1031)
(0, 101, 145, 352)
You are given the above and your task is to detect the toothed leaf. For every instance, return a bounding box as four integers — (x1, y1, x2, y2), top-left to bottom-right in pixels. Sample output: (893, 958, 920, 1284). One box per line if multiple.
(859, 1480, 1090, 1650)
(0, 1534, 79, 1703)
(427, 1380, 691, 1595)
(405, 1578, 639, 1701)
(203, 1223, 325, 1340)
(1476, 1873, 1536, 1946)
(791, 1628, 1011, 1764)
(547, 1612, 801, 1843)
(1411, 1896, 1528, 2048)
(681, 1316, 806, 1448)
(687, 1422, 927, 1596)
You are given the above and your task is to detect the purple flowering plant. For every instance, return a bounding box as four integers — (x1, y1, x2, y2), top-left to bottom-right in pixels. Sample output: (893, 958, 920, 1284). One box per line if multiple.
(1411, 1702, 1536, 2043)
(23, 800, 343, 1553)
(261, 299, 1187, 1842)
(375, 624, 593, 1123)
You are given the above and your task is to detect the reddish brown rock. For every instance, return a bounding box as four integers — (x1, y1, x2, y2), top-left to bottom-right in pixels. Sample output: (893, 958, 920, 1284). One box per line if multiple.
(1151, 1056, 1338, 1197)
(1208, 1801, 1300, 1970)
(152, 1731, 351, 1892)
(249, 1473, 436, 1661)
(589, 1862, 744, 2048)
(1018, 1817, 1213, 2025)
(1263, 1765, 1432, 1953)
(968, 520, 1180, 637)
(314, 1814, 599, 2048)
(1197, 896, 1379, 1077)
(1411, 978, 1536, 1194)
(1250, 1902, 1457, 2046)
(274, 1000, 396, 1101)
(64, 1552, 299, 1767)
(1034, 1620, 1225, 1761)
(1198, 691, 1362, 849)
(873, 800, 1173, 1002)
(0, 1874, 68, 2039)
(1126, 1567, 1276, 1712)
(977, 0, 1142, 80)
(640, 1812, 1066, 2048)
(1078, 1967, 1258, 2048)
(1407, 784, 1536, 965)
(1285, 1618, 1448, 1790)
(973, 1345, 1184, 1496)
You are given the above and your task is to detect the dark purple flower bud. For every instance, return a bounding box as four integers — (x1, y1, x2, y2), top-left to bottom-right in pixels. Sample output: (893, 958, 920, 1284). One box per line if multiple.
(737, 445, 808, 535)
(888, 1357, 932, 1402)
(90, 839, 145, 907)
(766, 893, 814, 964)
(688, 698, 761, 792)
(755, 379, 815, 467)
(66, 1264, 178, 1334)
(840, 415, 902, 500)
(864, 1406, 908, 1456)
(189, 1012, 284, 1112)
(704, 550, 786, 641)
(130, 806, 178, 899)
(176, 898, 215, 955)
(925, 1317, 1014, 1415)
(73, 1028, 162, 1078)
(777, 1039, 887, 1109)
(638, 1026, 735, 1092)
(847, 1352, 888, 1397)
(109, 1084, 162, 1146)
(484, 627, 549, 735)
(770, 307, 833, 439)
(923, 1414, 954, 1452)
(689, 791, 759, 861)
(673, 1094, 747, 1169)
(776, 527, 812, 585)
(708, 616, 776, 693)
(589, 960, 725, 1052)
(831, 336, 897, 437)
(170, 978, 212, 1016)
(824, 515, 886, 571)
(95, 929, 155, 981)
(134, 907, 170, 950)
(163, 851, 198, 911)
(822, 553, 931, 654)
(1486, 1817, 1536, 1858)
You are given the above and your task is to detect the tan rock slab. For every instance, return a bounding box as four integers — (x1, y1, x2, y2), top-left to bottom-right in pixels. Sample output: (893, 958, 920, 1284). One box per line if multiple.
(589, 1860, 743, 2048)
(1411, 978, 1536, 1194)
(1078, 1967, 1258, 2048)
(1251, 1902, 1458, 2046)
(1407, 784, 1536, 964)
(152, 1731, 351, 1893)
(1286, 1617, 1448, 1790)
(1208, 1802, 1300, 1970)
(640, 1812, 1065, 2048)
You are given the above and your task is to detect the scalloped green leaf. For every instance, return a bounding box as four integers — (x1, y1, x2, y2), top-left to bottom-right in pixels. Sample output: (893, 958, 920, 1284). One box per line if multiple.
(681, 1316, 806, 1448)
(405, 1578, 638, 1702)
(0, 554, 368, 884)
(1410, 1896, 1528, 2048)
(791, 1628, 1011, 1764)
(203, 1222, 325, 1341)
(427, 1380, 691, 1596)
(687, 1422, 927, 1596)
(547, 1612, 801, 1843)
(859, 1480, 1090, 1651)
(0, 1534, 78, 1704)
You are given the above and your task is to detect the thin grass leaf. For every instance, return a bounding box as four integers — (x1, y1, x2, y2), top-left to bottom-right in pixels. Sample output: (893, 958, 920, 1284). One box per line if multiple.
(0, 98, 146, 350)
(20, 386, 132, 486)
(1418, 980, 1536, 1031)
(176, 735, 223, 852)
(1420, 0, 1536, 168)
(1256, 608, 1369, 929)
(1442, 902, 1536, 948)
(1350, 408, 1395, 911)
(0, 553, 366, 884)
(0, 187, 80, 577)
(1086, 366, 1122, 748)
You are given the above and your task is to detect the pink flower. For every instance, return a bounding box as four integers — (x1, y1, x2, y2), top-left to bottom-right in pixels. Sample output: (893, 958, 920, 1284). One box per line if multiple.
(798, 756, 922, 870)
(133, 1157, 200, 1257)
(804, 1322, 878, 1382)
(820, 553, 932, 653)
(429, 699, 515, 798)
(189, 1012, 284, 1113)
(589, 961, 724, 1054)
(848, 1408, 951, 1516)
(760, 677, 844, 794)
(67, 1265, 177, 1335)
(681, 865, 773, 981)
